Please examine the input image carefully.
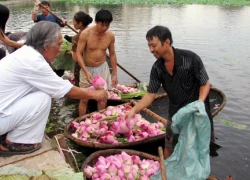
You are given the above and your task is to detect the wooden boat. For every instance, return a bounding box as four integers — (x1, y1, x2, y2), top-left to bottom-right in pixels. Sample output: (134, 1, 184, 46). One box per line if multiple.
(81, 149, 160, 180)
(64, 101, 167, 149)
(64, 86, 226, 150)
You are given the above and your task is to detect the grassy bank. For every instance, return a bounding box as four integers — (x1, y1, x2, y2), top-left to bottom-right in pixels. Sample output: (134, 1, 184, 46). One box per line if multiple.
(64, 0, 250, 6)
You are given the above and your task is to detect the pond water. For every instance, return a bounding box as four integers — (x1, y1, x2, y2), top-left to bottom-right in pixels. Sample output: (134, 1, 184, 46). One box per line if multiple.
(4, 1, 250, 179)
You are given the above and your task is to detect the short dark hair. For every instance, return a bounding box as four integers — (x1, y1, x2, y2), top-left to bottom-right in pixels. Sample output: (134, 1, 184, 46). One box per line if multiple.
(95, 9, 113, 24)
(74, 11, 93, 27)
(39, 1, 50, 7)
(146, 25, 173, 45)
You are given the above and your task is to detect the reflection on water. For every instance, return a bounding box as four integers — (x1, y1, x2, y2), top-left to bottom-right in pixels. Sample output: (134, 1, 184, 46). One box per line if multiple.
(5, 2, 250, 179)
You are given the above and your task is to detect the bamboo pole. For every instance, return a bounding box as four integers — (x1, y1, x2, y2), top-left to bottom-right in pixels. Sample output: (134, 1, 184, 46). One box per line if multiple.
(158, 146, 167, 180)
(39, 3, 78, 34)
(39, 3, 141, 83)
(117, 63, 141, 83)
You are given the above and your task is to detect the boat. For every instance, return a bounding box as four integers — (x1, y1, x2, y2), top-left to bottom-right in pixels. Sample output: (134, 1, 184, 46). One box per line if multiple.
(64, 86, 226, 151)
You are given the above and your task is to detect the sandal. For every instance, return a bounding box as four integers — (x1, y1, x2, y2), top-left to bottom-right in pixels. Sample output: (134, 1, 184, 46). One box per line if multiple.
(0, 139, 42, 157)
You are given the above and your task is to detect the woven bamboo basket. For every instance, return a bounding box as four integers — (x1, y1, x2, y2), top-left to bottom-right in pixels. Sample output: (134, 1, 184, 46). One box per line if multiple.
(81, 149, 160, 180)
(64, 102, 169, 149)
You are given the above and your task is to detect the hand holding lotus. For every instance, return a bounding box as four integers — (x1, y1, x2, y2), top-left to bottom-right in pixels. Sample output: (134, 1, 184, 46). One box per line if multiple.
(123, 108, 136, 120)
(93, 89, 108, 101)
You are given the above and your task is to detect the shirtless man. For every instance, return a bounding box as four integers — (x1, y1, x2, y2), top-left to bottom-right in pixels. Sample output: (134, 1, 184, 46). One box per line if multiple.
(76, 9, 118, 116)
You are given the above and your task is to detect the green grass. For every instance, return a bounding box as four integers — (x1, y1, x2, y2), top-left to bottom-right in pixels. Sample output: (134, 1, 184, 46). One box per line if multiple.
(63, 0, 250, 6)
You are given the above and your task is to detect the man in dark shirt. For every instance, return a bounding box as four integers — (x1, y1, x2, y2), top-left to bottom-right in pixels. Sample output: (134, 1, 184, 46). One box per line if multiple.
(31, 0, 66, 27)
(124, 25, 212, 159)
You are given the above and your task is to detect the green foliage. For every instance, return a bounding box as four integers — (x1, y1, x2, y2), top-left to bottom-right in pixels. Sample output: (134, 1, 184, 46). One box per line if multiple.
(52, 38, 75, 72)
(120, 91, 147, 99)
(216, 117, 248, 130)
(45, 117, 62, 134)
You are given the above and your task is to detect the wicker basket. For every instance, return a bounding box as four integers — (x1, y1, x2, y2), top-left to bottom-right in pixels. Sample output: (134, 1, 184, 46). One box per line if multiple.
(64, 102, 169, 149)
(81, 149, 160, 179)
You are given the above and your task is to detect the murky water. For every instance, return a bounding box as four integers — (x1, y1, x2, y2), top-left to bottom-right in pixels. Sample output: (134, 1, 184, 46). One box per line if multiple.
(4, 1, 250, 179)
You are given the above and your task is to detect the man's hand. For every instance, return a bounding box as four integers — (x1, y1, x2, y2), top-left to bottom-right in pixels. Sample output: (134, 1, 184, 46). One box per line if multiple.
(112, 74, 118, 87)
(93, 89, 108, 101)
(61, 18, 67, 26)
(85, 71, 94, 84)
(123, 108, 136, 120)
(33, 0, 41, 11)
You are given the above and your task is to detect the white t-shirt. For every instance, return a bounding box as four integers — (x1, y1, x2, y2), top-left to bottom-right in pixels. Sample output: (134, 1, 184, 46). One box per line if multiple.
(0, 45, 73, 117)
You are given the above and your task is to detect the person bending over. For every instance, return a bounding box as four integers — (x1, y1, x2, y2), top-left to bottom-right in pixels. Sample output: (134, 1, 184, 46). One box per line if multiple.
(124, 25, 213, 159)
(0, 21, 107, 156)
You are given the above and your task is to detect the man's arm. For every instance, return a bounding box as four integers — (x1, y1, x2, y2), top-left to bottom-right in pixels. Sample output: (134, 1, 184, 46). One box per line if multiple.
(32, 0, 40, 22)
(124, 92, 156, 119)
(108, 33, 118, 87)
(66, 86, 108, 101)
(56, 18, 66, 27)
(76, 31, 93, 83)
(32, 10, 38, 22)
(199, 81, 210, 102)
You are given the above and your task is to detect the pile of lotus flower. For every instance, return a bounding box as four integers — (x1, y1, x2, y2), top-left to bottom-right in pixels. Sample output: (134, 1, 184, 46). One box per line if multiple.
(71, 104, 165, 144)
(87, 76, 146, 100)
(108, 84, 147, 100)
(84, 151, 160, 180)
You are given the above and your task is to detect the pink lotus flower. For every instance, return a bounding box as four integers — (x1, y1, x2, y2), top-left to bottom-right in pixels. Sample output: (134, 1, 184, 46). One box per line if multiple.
(92, 76, 108, 90)
(131, 155, 141, 164)
(140, 159, 151, 170)
(71, 121, 79, 130)
(88, 85, 96, 92)
(92, 173, 100, 179)
(84, 165, 96, 178)
(99, 131, 118, 144)
(100, 172, 111, 180)
(122, 164, 132, 174)
(108, 164, 118, 176)
(92, 112, 105, 120)
(117, 169, 125, 178)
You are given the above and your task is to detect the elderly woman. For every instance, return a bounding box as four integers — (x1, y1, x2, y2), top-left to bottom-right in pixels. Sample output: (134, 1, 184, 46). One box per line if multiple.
(0, 21, 108, 156)
(0, 4, 23, 60)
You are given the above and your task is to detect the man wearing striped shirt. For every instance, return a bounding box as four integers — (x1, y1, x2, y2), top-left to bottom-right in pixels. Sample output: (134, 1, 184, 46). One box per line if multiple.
(124, 25, 213, 159)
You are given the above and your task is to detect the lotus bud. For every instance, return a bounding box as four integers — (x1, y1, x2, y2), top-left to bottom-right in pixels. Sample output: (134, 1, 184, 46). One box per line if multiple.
(92, 76, 108, 90)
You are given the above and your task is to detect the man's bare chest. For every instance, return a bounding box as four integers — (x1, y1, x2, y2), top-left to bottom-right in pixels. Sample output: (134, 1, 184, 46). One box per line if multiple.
(87, 35, 111, 50)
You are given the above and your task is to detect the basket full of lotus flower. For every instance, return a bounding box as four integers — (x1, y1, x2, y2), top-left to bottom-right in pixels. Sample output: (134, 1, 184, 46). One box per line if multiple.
(82, 149, 160, 180)
(64, 102, 169, 149)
